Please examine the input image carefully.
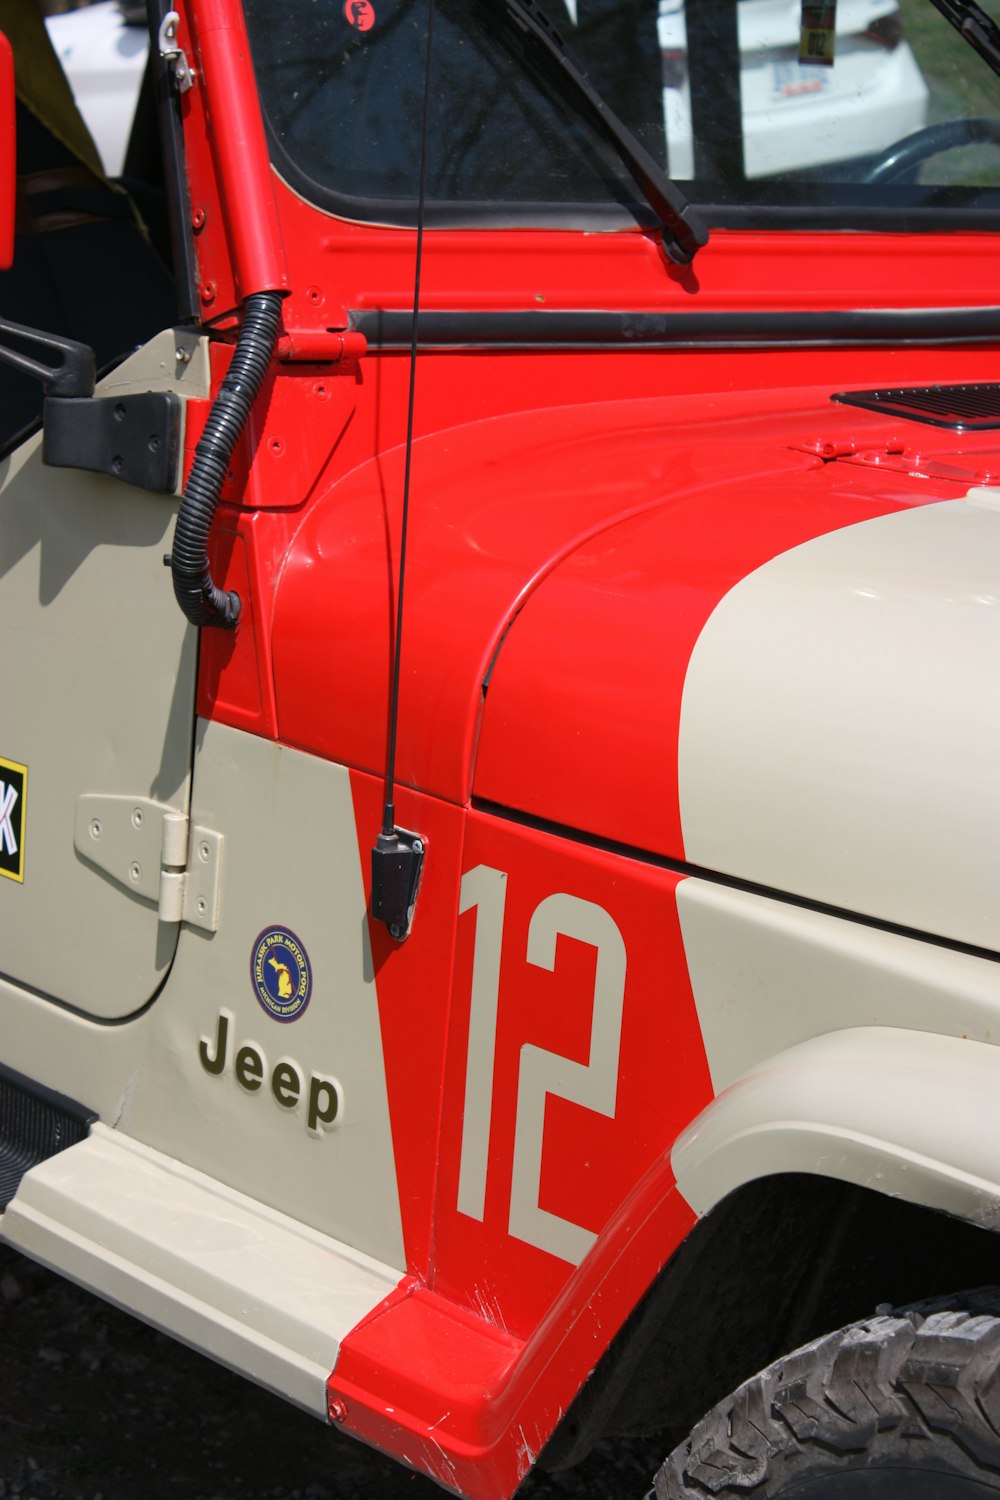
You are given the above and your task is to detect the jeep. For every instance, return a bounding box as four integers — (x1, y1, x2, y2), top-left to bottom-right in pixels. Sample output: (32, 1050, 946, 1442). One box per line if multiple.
(2, 2, 1000, 1496)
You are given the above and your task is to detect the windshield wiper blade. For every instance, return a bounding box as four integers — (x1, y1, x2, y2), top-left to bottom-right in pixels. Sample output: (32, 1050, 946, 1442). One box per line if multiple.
(498, 0, 709, 264)
(926, 0, 1000, 81)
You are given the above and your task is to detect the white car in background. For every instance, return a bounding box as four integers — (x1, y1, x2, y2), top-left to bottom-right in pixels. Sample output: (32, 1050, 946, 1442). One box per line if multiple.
(45, 0, 147, 177)
(660, 0, 929, 178)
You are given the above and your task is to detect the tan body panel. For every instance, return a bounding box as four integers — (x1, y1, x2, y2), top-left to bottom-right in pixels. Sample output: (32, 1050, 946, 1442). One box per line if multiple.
(676, 872, 1000, 1218)
(0, 331, 206, 1016)
(678, 498, 1000, 952)
(1, 720, 406, 1271)
(677, 876, 1000, 1094)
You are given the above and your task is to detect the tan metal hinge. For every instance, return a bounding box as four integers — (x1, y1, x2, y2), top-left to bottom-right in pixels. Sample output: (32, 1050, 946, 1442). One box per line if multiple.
(74, 794, 223, 931)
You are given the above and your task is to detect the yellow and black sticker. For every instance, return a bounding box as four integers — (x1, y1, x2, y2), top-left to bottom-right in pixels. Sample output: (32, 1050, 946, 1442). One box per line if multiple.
(800, 2, 836, 66)
(0, 757, 26, 883)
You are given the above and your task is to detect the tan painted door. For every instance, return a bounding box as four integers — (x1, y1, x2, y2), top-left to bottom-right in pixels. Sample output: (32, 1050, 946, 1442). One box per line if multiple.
(0, 331, 208, 1019)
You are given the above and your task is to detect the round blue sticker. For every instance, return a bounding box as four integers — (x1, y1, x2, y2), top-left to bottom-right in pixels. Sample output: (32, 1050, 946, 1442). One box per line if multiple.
(251, 926, 312, 1022)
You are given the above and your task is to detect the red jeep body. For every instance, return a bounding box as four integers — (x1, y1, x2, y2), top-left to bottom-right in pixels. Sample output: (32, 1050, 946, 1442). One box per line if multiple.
(1, 2, 1000, 1496)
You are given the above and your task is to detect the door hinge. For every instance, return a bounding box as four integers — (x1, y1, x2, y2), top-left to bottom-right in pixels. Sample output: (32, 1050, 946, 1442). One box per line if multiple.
(74, 795, 223, 931)
(43, 391, 182, 494)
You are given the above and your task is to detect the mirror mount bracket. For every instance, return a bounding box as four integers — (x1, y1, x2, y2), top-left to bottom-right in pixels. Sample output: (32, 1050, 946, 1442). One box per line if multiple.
(0, 317, 95, 398)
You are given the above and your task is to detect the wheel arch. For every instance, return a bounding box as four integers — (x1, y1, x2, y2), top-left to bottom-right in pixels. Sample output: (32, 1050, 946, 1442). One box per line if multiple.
(672, 1026, 1000, 1230)
(543, 1173, 1000, 1471)
(542, 1026, 1000, 1471)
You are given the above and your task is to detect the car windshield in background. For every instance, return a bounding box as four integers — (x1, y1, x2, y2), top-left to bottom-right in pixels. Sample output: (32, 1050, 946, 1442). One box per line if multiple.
(242, 0, 1000, 229)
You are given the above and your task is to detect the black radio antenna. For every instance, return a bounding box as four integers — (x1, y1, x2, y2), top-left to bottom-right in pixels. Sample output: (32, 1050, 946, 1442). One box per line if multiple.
(370, 0, 435, 941)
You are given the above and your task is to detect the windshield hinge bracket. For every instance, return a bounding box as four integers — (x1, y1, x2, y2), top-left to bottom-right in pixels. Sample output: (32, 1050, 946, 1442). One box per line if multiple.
(277, 329, 368, 364)
(43, 392, 182, 495)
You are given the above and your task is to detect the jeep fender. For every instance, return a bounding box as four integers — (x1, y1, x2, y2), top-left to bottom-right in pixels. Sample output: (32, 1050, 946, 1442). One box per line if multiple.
(672, 1025, 1000, 1231)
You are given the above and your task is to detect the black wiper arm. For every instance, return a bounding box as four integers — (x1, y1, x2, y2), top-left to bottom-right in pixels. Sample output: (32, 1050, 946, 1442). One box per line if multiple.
(499, 0, 709, 265)
(926, 0, 1000, 81)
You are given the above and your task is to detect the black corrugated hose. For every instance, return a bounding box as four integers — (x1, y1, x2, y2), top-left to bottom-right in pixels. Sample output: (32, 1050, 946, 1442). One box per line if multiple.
(171, 290, 282, 628)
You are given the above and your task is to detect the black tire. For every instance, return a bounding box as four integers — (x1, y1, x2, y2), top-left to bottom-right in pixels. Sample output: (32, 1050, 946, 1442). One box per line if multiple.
(655, 1292, 1000, 1498)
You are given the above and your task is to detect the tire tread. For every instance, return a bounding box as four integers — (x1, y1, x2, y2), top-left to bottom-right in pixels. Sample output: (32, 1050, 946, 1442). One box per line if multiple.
(655, 1294, 1000, 1498)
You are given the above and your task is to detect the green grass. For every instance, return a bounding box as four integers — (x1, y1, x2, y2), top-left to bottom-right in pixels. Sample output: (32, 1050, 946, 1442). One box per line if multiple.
(900, 0, 1000, 120)
(898, 1, 1000, 182)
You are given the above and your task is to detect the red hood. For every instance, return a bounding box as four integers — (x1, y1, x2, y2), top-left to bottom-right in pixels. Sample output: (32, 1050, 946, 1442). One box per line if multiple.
(271, 385, 999, 944)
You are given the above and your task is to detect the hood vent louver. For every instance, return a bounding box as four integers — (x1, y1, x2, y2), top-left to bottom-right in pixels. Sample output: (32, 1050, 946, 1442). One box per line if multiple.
(832, 383, 1000, 431)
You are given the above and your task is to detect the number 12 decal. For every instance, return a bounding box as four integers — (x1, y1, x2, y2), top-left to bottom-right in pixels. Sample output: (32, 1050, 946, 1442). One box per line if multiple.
(457, 864, 627, 1265)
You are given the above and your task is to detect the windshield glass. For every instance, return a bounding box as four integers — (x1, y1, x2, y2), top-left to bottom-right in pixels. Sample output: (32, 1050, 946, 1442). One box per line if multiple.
(242, 0, 1000, 229)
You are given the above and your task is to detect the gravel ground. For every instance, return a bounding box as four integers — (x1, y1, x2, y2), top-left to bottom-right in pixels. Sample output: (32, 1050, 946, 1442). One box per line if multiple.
(0, 1245, 665, 1500)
